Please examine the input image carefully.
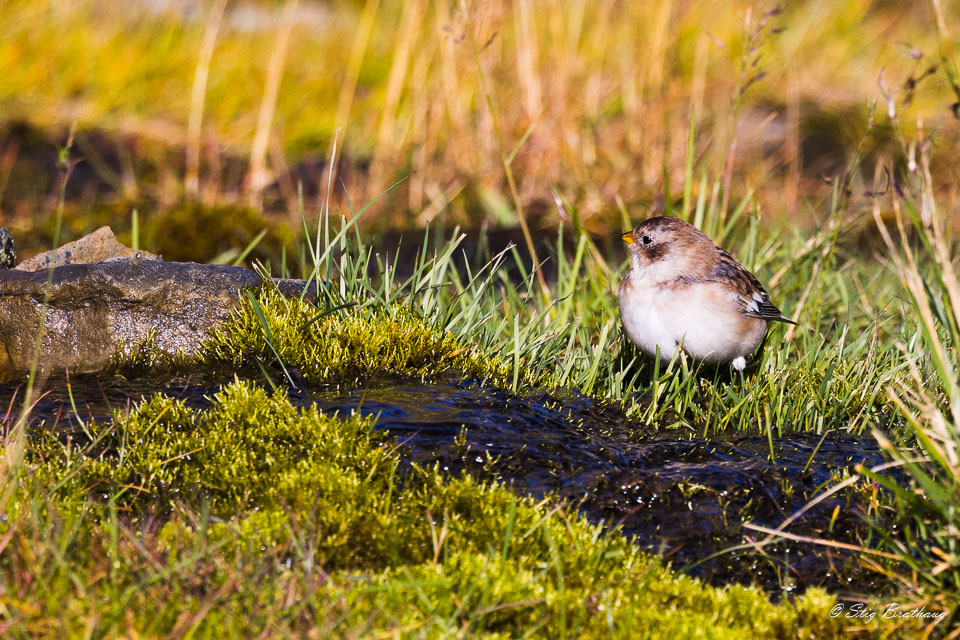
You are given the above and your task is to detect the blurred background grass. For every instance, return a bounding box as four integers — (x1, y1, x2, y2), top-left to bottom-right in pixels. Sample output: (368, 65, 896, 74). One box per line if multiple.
(0, 0, 958, 262)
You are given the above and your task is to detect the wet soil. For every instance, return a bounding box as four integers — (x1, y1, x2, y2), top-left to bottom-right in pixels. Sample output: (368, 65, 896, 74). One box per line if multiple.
(1, 372, 897, 599)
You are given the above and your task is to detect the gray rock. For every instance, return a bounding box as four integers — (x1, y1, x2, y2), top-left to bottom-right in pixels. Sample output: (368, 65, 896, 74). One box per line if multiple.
(0, 260, 319, 382)
(0, 228, 15, 269)
(15, 226, 160, 272)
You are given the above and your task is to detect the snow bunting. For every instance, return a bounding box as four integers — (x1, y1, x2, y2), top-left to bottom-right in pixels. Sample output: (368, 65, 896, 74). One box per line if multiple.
(618, 216, 795, 371)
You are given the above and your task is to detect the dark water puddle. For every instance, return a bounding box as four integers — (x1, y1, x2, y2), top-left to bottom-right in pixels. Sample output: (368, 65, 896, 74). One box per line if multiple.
(306, 382, 891, 597)
(1, 374, 894, 598)
(0, 373, 215, 432)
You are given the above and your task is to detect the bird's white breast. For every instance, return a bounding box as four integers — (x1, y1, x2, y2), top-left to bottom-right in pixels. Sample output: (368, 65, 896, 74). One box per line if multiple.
(618, 272, 766, 365)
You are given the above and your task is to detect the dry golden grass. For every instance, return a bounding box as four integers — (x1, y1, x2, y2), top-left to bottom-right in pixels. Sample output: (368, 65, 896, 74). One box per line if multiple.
(0, 0, 958, 236)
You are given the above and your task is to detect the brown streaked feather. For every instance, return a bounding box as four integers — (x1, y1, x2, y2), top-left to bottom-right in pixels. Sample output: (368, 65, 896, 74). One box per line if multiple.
(710, 249, 795, 324)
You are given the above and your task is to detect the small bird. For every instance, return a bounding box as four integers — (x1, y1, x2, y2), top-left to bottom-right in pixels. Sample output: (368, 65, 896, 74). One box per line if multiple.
(618, 216, 795, 371)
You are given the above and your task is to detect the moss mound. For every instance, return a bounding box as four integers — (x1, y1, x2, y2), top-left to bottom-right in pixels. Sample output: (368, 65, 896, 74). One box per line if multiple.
(200, 286, 534, 388)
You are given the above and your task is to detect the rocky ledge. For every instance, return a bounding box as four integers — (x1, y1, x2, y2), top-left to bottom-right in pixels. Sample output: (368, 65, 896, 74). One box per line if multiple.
(0, 229, 315, 382)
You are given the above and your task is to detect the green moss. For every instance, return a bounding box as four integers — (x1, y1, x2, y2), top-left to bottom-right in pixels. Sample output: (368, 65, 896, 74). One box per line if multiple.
(322, 549, 847, 638)
(201, 286, 535, 388)
(33, 382, 391, 516)
(11, 380, 867, 637)
(103, 331, 197, 375)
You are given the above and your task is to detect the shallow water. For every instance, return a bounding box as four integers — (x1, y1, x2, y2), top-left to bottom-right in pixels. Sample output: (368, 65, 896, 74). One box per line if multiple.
(1, 373, 892, 597)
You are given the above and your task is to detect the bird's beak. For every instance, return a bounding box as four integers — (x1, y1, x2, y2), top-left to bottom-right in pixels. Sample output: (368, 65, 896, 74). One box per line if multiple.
(621, 231, 634, 245)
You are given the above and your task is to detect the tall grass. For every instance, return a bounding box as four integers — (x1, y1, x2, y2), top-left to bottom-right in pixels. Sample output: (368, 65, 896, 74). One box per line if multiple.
(859, 148, 960, 623)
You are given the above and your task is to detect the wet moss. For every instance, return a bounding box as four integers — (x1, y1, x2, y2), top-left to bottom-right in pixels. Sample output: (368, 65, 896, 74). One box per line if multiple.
(103, 332, 194, 375)
(32, 382, 390, 517)
(16, 380, 858, 637)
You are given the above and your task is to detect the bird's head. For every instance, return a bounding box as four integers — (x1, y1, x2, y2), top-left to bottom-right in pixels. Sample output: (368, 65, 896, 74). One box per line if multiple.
(622, 216, 715, 277)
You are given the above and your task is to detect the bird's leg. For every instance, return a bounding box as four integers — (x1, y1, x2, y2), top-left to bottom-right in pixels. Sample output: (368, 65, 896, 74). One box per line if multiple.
(732, 356, 747, 387)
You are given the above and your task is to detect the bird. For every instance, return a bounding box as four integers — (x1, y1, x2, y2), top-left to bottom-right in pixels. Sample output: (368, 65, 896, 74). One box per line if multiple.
(617, 216, 795, 372)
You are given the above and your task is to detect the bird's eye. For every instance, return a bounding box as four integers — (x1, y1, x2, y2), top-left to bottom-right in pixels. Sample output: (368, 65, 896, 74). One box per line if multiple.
(641, 235, 653, 245)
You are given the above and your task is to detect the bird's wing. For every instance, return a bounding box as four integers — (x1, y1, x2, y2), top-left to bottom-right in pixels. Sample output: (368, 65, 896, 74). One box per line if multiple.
(710, 249, 797, 324)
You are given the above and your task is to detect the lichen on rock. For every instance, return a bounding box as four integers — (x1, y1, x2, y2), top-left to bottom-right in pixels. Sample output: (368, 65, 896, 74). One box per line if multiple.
(0, 227, 15, 269)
